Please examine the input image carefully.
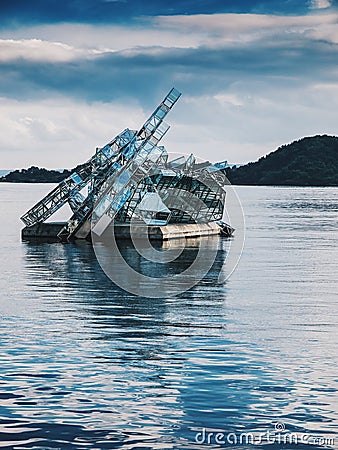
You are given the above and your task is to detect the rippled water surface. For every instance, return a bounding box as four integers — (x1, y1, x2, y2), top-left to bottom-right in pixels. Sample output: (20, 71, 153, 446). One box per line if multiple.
(0, 184, 337, 449)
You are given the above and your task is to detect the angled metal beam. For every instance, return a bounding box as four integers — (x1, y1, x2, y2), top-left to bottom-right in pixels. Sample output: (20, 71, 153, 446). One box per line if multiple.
(20, 88, 181, 228)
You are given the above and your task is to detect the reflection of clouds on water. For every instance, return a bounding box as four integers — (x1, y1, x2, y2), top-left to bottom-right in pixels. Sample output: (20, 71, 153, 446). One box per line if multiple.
(17, 240, 297, 447)
(9, 238, 237, 447)
(18, 236, 337, 446)
(1, 185, 337, 448)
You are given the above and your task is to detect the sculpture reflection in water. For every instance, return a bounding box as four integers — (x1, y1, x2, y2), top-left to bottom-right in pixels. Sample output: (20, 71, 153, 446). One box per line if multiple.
(93, 228, 231, 298)
(22, 236, 230, 336)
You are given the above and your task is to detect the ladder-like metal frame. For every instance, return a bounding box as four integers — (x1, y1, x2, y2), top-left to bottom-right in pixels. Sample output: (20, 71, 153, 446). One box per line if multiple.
(20, 88, 181, 229)
(20, 128, 135, 227)
(63, 89, 181, 240)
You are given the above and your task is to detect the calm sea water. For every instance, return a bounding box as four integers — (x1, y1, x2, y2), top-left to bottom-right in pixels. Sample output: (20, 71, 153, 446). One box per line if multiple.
(0, 184, 337, 449)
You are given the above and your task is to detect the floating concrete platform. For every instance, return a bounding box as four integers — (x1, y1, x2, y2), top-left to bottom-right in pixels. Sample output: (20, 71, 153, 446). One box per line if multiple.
(110, 222, 222, 241)
(22, 222, 67, 241)
(22, 221, 232, 242)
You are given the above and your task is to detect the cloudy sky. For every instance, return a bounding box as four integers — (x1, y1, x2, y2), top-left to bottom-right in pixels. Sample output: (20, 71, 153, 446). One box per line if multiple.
(1, 0, 338, 169)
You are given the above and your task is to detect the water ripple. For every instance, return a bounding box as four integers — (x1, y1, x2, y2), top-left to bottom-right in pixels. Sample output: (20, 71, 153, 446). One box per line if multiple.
(0, 185, 337, 448)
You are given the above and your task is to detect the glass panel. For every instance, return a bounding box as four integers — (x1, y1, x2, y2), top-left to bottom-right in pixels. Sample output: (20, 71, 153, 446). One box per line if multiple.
(101, 145, 113, 159)
(94, 194, 113, 217)
(70, 173, 82, 184)
(169, 156, 186, 169)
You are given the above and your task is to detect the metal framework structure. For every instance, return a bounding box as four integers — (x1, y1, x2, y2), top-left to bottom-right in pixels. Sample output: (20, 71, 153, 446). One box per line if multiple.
(20, 88, 229, 241)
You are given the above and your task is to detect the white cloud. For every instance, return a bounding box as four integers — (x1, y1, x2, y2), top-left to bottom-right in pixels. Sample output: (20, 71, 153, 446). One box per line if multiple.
(1, 79, 338, 170)
(0, 23, 198, 59)
(0, 11, 338, 66)
(0, 97, 145, 169)
(307, 21, 338, 43)
(311, 0, 331, 9)
(1, 11, 338, 62)
(0, 38, 91, 62)
(165, 80, 338, 165)
(1, 12, 338, 167)
(154, 12, 338, 45)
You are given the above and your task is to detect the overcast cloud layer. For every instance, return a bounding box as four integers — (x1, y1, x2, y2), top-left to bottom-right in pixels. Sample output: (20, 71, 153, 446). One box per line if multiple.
(1, 0, 338, 168)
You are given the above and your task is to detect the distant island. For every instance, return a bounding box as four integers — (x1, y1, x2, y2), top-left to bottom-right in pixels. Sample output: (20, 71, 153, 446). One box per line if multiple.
(0, 166, 72, 183)
(1, 135, 338, 186)
(225, 135, 338, 186)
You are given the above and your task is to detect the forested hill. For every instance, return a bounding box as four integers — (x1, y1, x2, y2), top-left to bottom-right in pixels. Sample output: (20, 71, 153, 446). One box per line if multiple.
(0, 166, 71, 183)
(225, 135, 338, 186)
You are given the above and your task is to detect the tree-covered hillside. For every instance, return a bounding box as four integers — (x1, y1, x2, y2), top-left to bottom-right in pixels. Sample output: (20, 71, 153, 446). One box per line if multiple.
(226, 135, 338, 186)
(0, 166, 71, 183)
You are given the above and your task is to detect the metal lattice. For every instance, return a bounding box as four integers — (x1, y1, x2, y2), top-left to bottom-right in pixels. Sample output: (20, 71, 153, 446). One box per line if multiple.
(20, 88, 230, 242)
